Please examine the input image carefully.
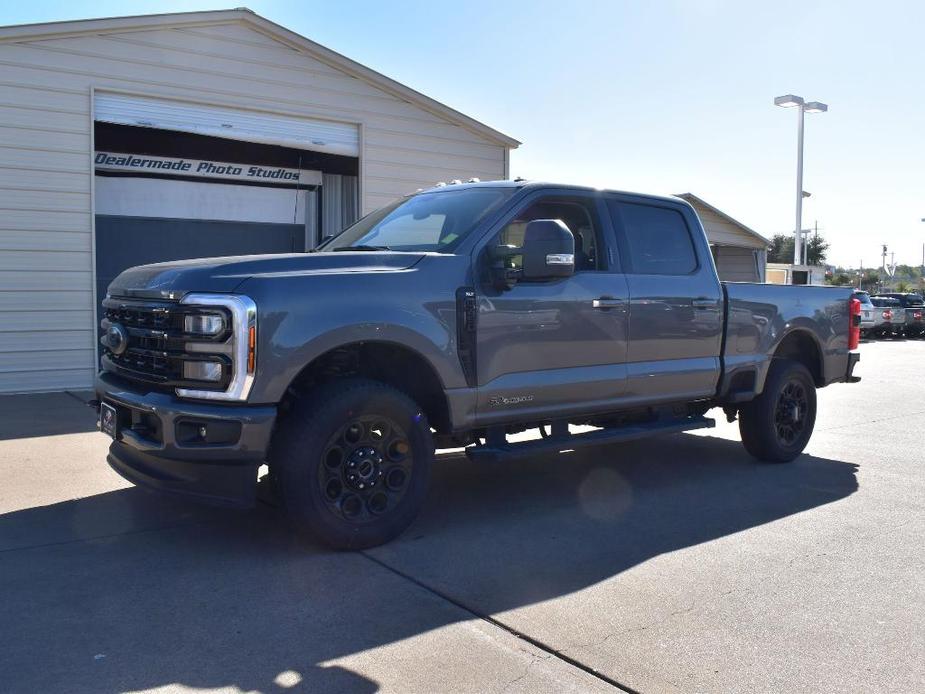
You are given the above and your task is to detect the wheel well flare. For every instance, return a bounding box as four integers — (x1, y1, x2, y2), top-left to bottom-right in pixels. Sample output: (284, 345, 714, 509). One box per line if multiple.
(284, 342, 450, 432)
(773, 330, 822, 386)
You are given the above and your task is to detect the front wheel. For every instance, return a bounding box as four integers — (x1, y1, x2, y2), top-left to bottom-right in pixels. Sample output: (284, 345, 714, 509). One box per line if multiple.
(739, 359, 817, 463)
(270, 379, 434, 549)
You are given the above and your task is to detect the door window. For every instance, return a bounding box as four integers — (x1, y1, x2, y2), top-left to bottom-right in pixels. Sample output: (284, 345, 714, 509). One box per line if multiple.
(608, 201, 697, 275)
(497, 198, 604, 272)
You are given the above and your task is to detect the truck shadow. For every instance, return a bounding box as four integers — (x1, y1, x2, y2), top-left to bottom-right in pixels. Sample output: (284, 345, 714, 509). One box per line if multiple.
(0, 391, 98, 441)
(0, 433, 858, 693)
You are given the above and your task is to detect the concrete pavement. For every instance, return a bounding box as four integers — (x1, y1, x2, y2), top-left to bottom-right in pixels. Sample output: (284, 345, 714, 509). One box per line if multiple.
(1, 340, 922, 693)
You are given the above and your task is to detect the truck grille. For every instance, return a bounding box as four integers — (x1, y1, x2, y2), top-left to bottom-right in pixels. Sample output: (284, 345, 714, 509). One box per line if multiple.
(100, 297, 231, 390)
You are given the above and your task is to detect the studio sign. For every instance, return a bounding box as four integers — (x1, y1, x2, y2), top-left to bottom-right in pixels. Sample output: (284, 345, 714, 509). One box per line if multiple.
(94, 151, 321, 185)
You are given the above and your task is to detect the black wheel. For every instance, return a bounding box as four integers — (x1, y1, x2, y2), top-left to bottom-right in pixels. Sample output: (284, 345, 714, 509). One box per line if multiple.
(269, 379, 433, 549)
(739, 359, 816, 463)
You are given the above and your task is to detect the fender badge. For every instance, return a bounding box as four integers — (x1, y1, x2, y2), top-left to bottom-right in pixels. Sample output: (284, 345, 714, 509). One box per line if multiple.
(488, 395, 534, 407)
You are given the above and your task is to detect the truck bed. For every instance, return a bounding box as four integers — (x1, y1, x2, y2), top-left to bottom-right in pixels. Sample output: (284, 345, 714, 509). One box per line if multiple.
(720, 282, 854, 399)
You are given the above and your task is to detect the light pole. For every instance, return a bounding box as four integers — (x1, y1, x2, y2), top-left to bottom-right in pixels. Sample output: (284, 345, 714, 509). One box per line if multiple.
(774, 95, 828, 266)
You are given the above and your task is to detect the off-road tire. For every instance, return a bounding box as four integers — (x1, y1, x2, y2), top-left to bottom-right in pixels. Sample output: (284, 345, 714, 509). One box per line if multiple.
(269, 378, 433, 549)
(739, 359, 817, 463)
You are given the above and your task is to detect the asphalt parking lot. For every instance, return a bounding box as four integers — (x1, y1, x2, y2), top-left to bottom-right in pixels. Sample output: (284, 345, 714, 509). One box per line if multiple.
(1, 340, 923, 694)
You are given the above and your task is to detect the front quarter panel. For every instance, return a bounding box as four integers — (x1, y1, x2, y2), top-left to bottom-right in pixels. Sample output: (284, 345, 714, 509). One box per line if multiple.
(239, 255, 470, 403)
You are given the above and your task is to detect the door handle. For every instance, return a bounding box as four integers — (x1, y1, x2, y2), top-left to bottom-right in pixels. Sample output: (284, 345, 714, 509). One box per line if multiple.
(692, 298, 720, 309)
(592, 297, 625, 309)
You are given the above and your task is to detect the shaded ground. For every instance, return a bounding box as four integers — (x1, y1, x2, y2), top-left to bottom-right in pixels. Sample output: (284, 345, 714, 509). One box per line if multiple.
(0, 340, 922, 693)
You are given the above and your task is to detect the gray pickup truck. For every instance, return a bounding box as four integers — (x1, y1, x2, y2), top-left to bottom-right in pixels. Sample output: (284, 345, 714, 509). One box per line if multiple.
(95, 181, 861, 548)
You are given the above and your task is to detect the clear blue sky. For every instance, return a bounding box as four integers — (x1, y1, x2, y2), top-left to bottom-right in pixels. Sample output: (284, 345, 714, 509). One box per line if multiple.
(4, 0, 924, 267)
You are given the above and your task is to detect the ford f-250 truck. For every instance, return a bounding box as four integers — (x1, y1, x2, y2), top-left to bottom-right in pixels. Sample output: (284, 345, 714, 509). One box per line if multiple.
(95, 181, 861, 548)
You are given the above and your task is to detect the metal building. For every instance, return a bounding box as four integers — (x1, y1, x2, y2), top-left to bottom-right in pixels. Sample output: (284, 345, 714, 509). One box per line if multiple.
(676, 193, 770, 283)
(0, 9, 518, 393)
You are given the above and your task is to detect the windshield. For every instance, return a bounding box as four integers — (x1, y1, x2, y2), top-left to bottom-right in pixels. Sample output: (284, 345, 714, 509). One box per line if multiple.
(320, 187, 516, 252)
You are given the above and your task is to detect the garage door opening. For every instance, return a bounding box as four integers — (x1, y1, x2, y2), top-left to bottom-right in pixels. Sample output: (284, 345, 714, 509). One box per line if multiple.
(93, 115, 359, 336)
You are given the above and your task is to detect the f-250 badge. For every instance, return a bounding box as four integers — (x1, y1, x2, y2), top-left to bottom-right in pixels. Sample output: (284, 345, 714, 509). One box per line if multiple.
(488, 394, 535, 407)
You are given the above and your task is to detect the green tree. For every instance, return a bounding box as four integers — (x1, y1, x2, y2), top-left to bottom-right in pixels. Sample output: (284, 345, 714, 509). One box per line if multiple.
(768, 234, 794, 263)
(896, 280, 911, 292)
(767, 232, 828, 265)
(805, 234, 829, 265)
(860, 270, 880, 292)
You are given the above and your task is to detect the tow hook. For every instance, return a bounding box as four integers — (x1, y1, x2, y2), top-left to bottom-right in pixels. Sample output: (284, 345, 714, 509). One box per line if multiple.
(723, 405, 738, 423)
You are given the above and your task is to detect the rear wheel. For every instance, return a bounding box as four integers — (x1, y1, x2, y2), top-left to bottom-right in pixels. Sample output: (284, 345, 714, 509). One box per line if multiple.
(270, 379, 433, 549)
(739, 359, 816, 463)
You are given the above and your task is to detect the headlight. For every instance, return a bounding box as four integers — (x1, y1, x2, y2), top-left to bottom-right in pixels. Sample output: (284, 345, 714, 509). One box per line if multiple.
(176, 294, 256, 402)
(184, 313, 226, 336)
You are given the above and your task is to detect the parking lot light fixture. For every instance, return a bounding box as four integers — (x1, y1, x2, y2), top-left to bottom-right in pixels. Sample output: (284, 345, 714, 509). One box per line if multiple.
(774, 95, 805, 108)
(775, 94, 828, 266)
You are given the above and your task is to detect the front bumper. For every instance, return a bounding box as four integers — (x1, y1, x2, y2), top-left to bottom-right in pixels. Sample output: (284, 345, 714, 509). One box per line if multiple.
(95, 371, 276, 508)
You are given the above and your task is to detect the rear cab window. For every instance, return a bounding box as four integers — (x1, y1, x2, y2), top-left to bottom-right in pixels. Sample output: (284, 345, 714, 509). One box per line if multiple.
(606, 200, 698, 275)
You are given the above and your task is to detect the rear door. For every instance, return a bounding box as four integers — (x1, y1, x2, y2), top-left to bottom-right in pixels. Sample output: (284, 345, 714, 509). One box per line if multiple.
(605, 197, 723, 403)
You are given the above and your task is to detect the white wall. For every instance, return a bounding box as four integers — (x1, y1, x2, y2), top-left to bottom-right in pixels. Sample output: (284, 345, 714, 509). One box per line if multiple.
(0, 19, 509, 392)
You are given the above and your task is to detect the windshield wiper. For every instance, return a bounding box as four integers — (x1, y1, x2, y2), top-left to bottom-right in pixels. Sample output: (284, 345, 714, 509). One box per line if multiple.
(332, 245, 392, 252)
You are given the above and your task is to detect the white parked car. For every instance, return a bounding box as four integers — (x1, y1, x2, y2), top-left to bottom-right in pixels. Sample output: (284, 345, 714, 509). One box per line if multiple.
(853, 290, 875, 336)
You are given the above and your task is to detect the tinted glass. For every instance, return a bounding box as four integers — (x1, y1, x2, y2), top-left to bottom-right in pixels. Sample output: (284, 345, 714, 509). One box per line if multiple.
(610, 201, 697, 275)
(871, 297, 900, 307)
(322, 187, 516, 252)
(888, 293, 924, 306)
(497, 199, 603, 271)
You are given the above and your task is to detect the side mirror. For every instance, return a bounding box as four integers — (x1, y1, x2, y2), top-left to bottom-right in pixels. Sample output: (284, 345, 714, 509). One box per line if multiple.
(521, 219, 575, 280)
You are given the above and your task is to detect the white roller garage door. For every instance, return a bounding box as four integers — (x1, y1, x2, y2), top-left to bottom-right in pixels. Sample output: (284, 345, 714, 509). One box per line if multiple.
(711, 245, 761, 282)
(94, 92, 359, 157)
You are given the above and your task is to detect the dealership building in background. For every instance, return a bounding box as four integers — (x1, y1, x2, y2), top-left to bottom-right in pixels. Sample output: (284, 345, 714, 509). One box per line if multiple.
(677, 193, 769, 284)
(0, 8, 519, 393)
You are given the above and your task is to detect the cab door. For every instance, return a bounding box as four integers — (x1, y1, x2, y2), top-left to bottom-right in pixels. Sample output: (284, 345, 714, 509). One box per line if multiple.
(474, 190, 630, 425)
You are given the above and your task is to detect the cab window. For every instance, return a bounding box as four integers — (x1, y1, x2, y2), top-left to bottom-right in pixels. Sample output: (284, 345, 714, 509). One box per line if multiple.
(496, 198, 604, 272)
(608, 201, 698, 275)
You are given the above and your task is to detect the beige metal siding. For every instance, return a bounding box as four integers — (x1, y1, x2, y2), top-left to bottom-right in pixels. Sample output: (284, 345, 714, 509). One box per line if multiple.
(695, 206, 767, 249)
(712, 245, 760, 282)
(0, 22, 507, 392)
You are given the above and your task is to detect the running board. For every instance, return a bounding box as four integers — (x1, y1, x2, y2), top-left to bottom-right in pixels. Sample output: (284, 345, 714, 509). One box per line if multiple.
(466, 416, 716, 463)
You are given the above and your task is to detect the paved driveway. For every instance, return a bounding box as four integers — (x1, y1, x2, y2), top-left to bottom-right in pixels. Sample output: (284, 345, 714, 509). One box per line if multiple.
(1, 341, 922, 693)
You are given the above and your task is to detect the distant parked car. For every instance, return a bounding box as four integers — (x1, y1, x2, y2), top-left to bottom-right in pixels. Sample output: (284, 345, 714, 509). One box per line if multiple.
(853, 290, 875, 336)
(880, 293, 925, 337)
(870, 296, 905, 338)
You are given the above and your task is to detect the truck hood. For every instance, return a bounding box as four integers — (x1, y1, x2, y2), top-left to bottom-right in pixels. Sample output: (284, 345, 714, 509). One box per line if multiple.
(107, 252, 426, 299)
